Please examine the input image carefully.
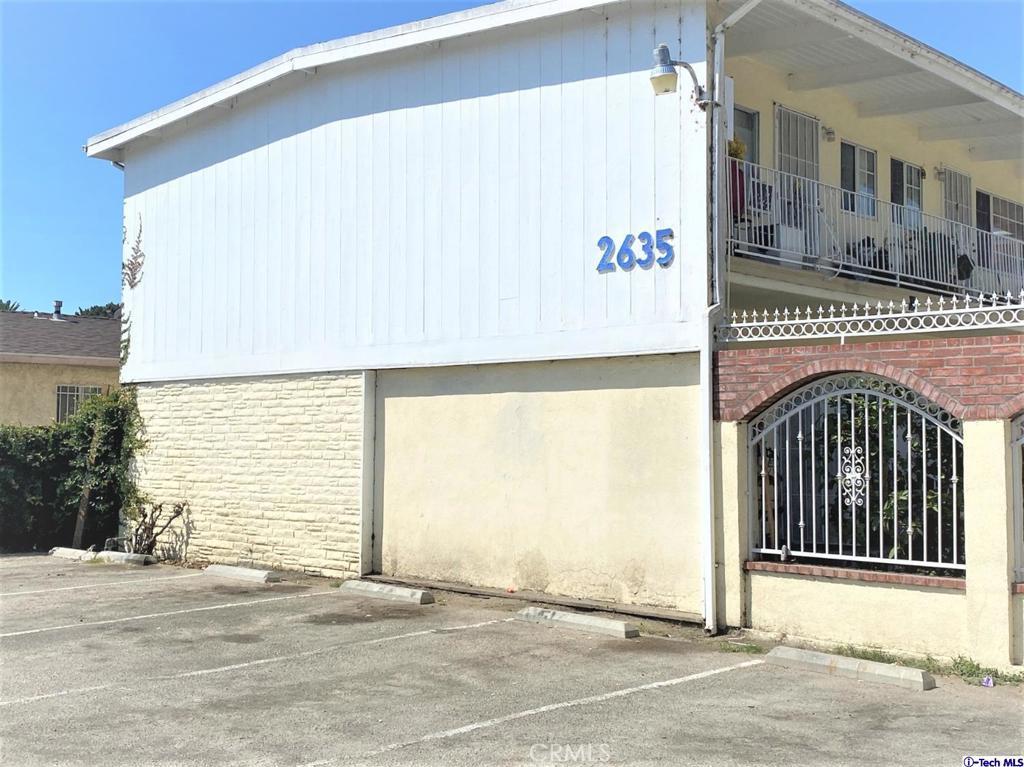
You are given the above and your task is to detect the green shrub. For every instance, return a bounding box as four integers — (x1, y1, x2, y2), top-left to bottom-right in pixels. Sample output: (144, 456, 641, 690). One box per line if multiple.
(0, 388, 143, 552)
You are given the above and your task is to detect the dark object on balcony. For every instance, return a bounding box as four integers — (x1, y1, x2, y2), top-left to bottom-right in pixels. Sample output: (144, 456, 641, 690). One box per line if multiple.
(923, 229, 974, 283)
(957, 253, 975, 281)
(846, 236, 889, 276)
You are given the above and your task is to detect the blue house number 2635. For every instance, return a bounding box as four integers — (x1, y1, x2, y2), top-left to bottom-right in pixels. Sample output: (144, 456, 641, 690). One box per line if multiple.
(596, 228, 675, 273)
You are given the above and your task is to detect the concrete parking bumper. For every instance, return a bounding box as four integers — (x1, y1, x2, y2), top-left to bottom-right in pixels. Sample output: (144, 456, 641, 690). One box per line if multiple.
(515, 606, 640, 639)
(203, 564, 283, 583)
(339, 579, 435, 604)
(766, 646, 936, 691)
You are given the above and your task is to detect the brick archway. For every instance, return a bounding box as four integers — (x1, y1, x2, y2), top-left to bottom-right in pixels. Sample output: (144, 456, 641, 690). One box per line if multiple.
(997, 390, 1024, 421)
(716, 335, 1024, 422)
(725, 355, 966, 423)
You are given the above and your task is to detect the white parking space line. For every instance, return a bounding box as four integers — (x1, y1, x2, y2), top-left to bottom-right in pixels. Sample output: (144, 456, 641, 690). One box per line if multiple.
(0, 590, 337, 638)
(297, 659, 763, 766)
(0, 618, 512, 707)
(1, 573, 203, 597)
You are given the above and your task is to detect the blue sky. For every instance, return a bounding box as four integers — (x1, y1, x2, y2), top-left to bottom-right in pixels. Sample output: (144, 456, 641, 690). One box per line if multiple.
(1, 0, 1021, 313)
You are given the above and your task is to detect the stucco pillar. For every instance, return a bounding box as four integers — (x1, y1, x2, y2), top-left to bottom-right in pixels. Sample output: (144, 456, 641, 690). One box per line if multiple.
(715, 421, 749, 629)
(963, 419, 1015, 669)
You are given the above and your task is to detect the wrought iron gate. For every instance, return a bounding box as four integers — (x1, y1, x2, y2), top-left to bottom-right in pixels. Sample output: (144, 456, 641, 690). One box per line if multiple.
(749, 374, 965, 571)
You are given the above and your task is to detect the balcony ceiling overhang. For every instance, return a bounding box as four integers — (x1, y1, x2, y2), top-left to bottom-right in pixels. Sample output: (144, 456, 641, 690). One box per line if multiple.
(717, 0, 1024, 165)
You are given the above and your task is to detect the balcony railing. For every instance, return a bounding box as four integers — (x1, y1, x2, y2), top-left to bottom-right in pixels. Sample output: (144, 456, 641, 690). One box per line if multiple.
(726, 158, 1024, 297)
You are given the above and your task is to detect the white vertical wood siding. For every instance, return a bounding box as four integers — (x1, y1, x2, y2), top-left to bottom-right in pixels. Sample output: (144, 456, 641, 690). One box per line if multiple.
(121, 0, 708, 382)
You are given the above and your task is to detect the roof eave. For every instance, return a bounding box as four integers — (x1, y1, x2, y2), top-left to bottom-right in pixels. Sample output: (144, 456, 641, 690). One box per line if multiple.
(85, 0, 1024, 160)
(84, 0, 613, 159)
(783, 0, 1024, 118)
(0, 353, 120, 367)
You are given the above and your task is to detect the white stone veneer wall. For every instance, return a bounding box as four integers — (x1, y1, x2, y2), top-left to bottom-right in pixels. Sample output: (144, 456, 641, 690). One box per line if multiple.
(134, 372, 364, 577)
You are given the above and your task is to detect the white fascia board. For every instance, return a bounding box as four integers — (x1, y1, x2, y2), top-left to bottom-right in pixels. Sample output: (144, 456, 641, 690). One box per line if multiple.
(0, 353, 119, 367)
(85, 0, 620, 160)
(780, 0, 1024, 119)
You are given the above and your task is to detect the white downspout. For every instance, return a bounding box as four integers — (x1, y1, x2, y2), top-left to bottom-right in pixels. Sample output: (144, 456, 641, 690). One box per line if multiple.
(701, 0, 765, 636)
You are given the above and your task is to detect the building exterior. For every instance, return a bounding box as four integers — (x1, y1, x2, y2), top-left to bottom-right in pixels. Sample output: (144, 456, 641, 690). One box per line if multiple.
(86, 0, 1024, 668)
(0, 303, 120, 425)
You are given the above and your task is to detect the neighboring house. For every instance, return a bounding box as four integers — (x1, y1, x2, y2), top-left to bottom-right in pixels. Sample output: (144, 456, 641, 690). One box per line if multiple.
(85, 0, 1024, 668)
(0, 302, 120, 425)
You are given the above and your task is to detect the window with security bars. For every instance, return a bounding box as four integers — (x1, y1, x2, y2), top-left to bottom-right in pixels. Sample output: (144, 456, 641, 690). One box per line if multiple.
(943, 168, 972, 226)
(56, 385, 103, 423)
(775, 105, 819, 180)
(749, 374, 965, 574)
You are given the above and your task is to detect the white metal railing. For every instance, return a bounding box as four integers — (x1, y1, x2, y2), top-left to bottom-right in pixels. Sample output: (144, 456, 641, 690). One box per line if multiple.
(717, 293, 1024, 344)
(749, 374, 965, 572)
(727, 158, 1024, 296)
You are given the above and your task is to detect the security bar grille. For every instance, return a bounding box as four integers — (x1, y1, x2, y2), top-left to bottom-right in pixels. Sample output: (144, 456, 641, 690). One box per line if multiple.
(56, 385, 103, 423)
(750, 374, 965, 572)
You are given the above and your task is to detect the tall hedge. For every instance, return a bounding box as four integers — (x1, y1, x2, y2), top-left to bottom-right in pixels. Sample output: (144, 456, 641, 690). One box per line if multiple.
(0, 388, 143, 552)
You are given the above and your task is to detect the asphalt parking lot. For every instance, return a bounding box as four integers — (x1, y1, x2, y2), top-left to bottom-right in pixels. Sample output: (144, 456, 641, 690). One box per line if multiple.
(0, 554, 1021, 767)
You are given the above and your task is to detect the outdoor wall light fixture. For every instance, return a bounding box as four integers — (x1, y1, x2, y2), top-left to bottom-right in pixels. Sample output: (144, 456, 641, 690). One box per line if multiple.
(650, 44, 710, 108)
(822, 126, 836, 142)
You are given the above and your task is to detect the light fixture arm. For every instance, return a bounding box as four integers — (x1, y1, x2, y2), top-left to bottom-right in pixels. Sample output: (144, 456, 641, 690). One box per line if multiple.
(671, 59, 710, 108)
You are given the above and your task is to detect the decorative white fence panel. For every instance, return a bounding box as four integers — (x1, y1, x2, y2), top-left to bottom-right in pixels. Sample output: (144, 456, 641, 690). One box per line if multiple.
(718, 293, 1024, 344)
(749, 374, 965, 572)
(727, 158, 1024, 297)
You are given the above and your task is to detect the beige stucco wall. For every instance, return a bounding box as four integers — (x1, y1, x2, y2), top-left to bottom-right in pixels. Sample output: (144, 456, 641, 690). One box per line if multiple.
(135, 372, 366, 577)
(728, 58, 1024, 217)
(0, 361, 118, 426)
(963, 420, 1017, 668)
(374, 354, 703, 614)
(715, 421, 748, 629)
(747, 572, 968, 659)
(1013, 594, 1024, 666)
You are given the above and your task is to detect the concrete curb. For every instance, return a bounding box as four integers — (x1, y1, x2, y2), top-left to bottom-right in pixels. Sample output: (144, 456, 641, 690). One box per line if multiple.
(204, 564, 283, 583)
(49, 548, 158, 565)
(766, 646, 936, 691)
(95, 551, 157, 566)
(339, 580, 434, 604)
(515, 606, 640, 639)
(49, 547, 96, 561)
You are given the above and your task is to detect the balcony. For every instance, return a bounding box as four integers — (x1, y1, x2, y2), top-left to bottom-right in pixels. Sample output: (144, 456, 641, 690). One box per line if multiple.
(727, 158, 1024, 298)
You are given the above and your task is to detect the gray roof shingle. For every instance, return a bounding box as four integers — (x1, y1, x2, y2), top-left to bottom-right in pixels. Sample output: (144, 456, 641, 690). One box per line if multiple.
(0, 311, 120, 360)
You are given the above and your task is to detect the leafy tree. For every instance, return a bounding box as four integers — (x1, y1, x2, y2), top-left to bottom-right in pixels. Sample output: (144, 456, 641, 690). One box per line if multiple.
(76, 302, 121, 318)
(0, 299, 20, 312)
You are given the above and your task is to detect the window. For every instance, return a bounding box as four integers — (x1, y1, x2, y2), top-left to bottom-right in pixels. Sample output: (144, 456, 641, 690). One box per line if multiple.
(977, 190, 1024, 241)
(775, 105, 819, 180)
(942, 168, 971, 226)
(891, 159, 923, 228)
(733, 105, 759, 164)
(840, 141, 876, 217)
(56, 385, 103, 423)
